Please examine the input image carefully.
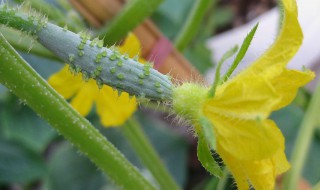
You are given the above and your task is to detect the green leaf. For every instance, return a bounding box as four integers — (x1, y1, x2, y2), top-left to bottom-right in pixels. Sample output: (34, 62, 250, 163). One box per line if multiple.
(0, 138, 46, 184)
(0, 97, 57, 153)
(221, 23, 259, 83)
(198, 116, 216, 150)
(44, 142, 108, 190)
(197, 129, 222, 178)
(152, 0, 194, 39)
(208, 45, 238, 97)
(196, 116, 223, 179)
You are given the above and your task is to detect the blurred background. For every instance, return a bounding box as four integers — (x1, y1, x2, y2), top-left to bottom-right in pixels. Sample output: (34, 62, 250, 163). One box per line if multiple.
(0, 0, 319, 190)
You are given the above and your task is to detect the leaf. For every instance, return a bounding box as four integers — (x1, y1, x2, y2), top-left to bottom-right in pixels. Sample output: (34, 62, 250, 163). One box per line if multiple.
(198, 116, 216, 150)
(197, 128, 223, 178)
(0, 138, 46, 184)
(196, 116, 222, 178)
(208, 45, 238, 97)
(221, 23, 259, 83)
(0, 97, 57, 153)
(44, 142, 108, 190)
(152, 0, 194, 39)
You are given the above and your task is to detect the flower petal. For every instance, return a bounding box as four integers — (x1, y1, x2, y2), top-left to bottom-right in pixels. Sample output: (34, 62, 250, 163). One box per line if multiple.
(242, 157, 277, 190)
(272, 148, 291, 176)
(217, 138, 290, 190)
(216, 142, 249, 190)
(237, 0, 302, 79)
(70, 80, 99, 116)
(243, 150, 290, 190)
(205, 76, 280, 120)
(243, 138, 290, 190)
(119, 33, 142, 58)
(208, 115, 284, 160)
(271, 69, 315, 110)
(48, 65, 83, 99)
(96, 86, 137, 127)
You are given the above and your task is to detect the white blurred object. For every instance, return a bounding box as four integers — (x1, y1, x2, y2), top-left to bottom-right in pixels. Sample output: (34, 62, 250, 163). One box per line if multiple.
(205, 0, 320, 84)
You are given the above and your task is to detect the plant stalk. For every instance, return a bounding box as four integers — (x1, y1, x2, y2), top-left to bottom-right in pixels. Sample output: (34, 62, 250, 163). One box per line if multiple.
(122, 117, 181, 190)
(174, 0, 213, 51)
(0, 27, 58, 60)
(99, 0, 163, 45)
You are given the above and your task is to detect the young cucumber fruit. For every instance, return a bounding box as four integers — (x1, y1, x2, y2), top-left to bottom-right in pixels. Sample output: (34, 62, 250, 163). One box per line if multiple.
(0, 5, 173, 101)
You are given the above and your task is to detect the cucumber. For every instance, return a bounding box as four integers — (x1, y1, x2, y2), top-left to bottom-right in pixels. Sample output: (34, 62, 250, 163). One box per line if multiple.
(0, 5, 173, 101)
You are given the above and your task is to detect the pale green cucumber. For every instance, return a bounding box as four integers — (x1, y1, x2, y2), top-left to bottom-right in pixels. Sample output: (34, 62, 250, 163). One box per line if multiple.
(0, 5, 173, 101)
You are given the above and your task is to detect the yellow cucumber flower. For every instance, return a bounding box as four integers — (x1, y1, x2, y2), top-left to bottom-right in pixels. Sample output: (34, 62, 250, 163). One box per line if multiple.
(173, 0, 315, 189)
(203, 1, 314, 189)
(48, 34, 143, 127)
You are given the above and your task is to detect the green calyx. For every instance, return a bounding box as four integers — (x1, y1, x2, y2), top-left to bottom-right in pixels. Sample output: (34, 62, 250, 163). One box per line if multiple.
(0, 5, 173, 101)
(172, 83, 209, 120)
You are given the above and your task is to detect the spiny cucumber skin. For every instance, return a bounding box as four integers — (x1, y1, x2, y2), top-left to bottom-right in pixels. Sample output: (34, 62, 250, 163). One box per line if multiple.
(0, 6, 173, 101)
(39, 24, 172, 100)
